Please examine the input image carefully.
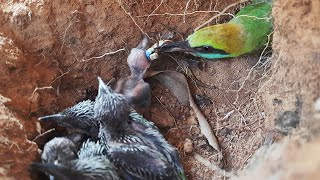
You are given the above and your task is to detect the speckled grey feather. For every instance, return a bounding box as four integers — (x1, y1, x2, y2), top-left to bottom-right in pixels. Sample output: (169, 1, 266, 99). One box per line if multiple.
(41, 137, 78, 165)
(33, 139, 119, 180)
(95, 77, 185, 180)
(38, 100, 99, 137)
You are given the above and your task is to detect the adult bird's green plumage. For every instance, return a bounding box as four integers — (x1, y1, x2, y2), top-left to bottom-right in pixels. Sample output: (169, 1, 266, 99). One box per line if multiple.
(158, 1, 273, 59)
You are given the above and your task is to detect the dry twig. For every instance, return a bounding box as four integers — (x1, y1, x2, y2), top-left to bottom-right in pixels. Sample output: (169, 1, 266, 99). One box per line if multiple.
(194, 153, 234, 178)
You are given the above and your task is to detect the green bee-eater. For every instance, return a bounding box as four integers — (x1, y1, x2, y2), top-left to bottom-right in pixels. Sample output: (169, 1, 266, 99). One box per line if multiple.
(157, 1, 273, 59)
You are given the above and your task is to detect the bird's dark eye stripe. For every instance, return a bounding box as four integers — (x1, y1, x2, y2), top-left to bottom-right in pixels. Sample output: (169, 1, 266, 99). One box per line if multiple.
(195, 46, 229, 55)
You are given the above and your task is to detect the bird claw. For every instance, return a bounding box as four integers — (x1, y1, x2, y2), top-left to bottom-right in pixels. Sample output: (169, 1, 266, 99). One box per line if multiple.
(146, 40, 172, 61)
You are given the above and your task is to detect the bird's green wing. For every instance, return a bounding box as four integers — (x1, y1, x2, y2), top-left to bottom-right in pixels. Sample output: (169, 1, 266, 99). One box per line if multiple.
(230, 2, 273, 53)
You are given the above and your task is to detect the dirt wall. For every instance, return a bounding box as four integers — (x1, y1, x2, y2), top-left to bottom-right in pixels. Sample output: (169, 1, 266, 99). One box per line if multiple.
(0, 0, 319, 179)
(236, 0, 320, 179)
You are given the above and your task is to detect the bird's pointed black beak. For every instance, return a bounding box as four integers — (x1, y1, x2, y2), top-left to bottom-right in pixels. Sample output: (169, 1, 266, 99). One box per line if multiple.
(38, 114, 65, 121)
(156, 41, 196, 53)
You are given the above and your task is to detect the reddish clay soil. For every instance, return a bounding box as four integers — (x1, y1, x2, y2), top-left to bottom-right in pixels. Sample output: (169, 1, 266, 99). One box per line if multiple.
(0, 0, 319, 179)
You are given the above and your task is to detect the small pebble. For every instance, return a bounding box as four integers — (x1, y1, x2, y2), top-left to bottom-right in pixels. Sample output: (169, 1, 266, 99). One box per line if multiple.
(314, 98, 320, 112)
(252, 145, 259, 151)
(37, 149, 42, 155)
(222, 121, 228, 126)
(197, 139, 206, 147)
(186, 115, 197, 125)
(204, 108, 211, 116)
(219, 127, 231, 136)
(183, 138, 193, 153)
(190, 126, 201, 135)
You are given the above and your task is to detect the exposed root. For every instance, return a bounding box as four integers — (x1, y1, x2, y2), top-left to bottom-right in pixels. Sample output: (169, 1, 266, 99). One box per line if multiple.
(28, 86, 54, 115)
(146, 0, 164, 21)
(194, 0, 249, 31)
(32, 128, 55, 143)
(183, 0, 191, 23)
(116, 0, 150, 39)
(136, 11, 234, 18)
(29, 86, 54, 101)
(51, 69, 71, 84)
(257, 38, 282, 93)
(232, 31, 274, 105)
(80, 48, 126, 62)
(222, 110, 235, 120)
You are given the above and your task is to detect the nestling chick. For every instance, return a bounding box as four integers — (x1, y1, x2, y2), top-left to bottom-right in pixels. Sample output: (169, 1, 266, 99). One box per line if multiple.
(115, 36, 158, 114)
(39, 136, 79, 180)
(31, 156, 119, 180)
(41, 137, 78, 165)
(77, 139, 106, 159)
(39, 92, 156, 142)
(95, 77, 185, 180)
(32, 139, 119, 180)
(38, 100, 99, 137)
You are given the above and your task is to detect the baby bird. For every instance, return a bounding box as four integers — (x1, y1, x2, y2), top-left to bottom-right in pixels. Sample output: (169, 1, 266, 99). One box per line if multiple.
(39, 98, 156, 141)
(41, 136, 78, 165)
(38, 100, 99, 138)
(95, 77, 185, 180)
(32, 139, 119, 180)
(115, 37, 157, 115)
(36, 136, 78, 180)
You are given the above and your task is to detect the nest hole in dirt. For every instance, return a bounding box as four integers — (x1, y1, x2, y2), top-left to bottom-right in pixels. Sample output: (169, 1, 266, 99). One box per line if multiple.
(1, 0, 319, 179)
(0, 0, 275, 179)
